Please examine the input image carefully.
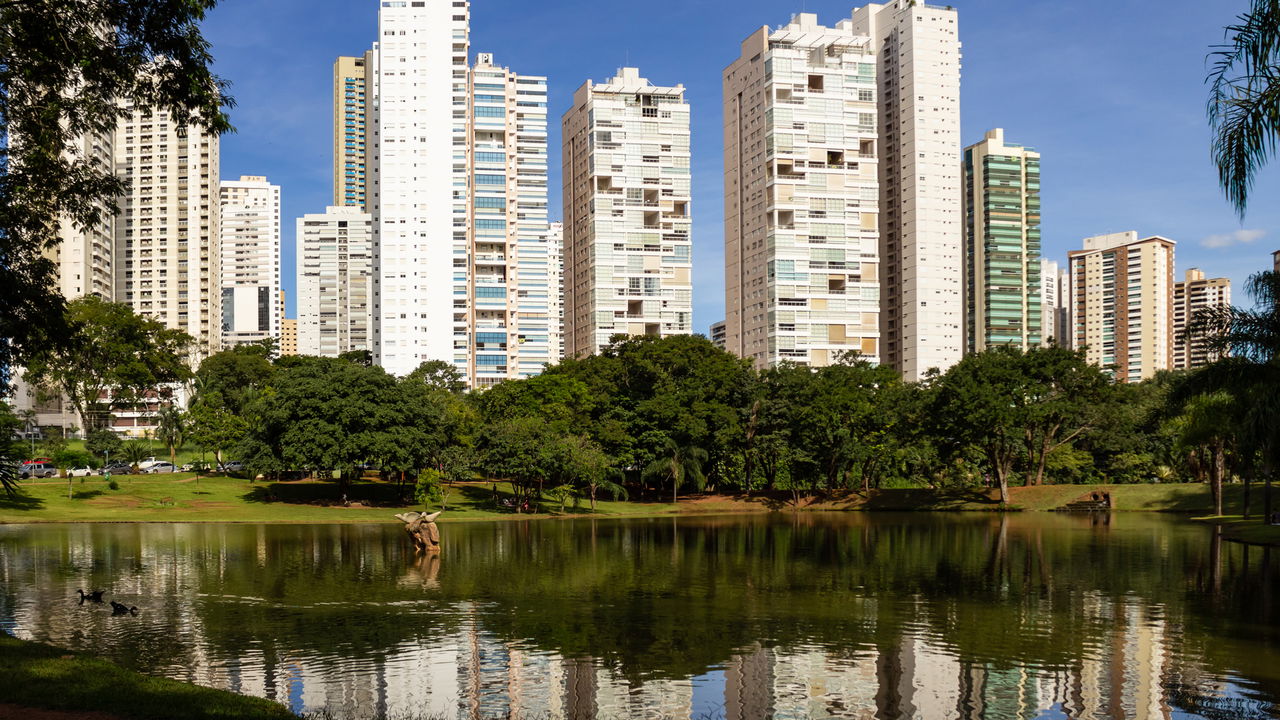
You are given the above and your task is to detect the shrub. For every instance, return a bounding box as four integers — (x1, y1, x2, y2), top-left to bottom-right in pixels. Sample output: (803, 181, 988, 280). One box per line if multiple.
(107, 479, 120, 491)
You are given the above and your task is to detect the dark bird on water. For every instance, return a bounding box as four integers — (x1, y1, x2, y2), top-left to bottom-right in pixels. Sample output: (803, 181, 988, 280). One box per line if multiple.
(110, 601, 138, 617)
(77, 589, 105, 605)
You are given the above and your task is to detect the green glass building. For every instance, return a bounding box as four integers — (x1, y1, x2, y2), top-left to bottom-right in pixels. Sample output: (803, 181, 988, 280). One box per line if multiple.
(963, 128, 1042, 352)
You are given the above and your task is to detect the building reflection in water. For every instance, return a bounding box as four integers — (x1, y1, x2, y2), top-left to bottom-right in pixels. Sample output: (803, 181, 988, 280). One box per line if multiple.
(1, 520, 1276, 720)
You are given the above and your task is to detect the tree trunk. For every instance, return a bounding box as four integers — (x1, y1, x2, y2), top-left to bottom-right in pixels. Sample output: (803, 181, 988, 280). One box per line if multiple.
(1211, 441, 1225, 517)
(1244, 471, 1252, 520)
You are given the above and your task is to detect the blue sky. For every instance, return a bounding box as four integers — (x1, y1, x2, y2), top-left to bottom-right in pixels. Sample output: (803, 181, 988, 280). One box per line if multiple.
(204, 0, 1280, 327)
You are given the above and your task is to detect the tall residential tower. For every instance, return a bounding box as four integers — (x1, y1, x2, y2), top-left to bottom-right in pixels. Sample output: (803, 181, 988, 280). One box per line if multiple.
(1172, 269, 1230, 370)
(723, 14, 882, 367)
(297, 206, 374, 357)
(113, 104, 221, 354)
(851, 2, 963, 380)
(561, 68, 693, 357)
(334, 53, 374, 209)
(1069, 232, 1174, 382)
(962, 129, 1041, 352)
(218, 175, 281, 348)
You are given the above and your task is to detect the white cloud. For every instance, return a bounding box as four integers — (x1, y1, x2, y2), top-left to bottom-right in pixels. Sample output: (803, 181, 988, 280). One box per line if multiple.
(1201, 228, 1266, 249)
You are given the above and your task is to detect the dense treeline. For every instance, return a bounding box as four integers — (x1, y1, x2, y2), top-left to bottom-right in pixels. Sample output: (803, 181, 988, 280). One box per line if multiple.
(5, 271, 1277, 517)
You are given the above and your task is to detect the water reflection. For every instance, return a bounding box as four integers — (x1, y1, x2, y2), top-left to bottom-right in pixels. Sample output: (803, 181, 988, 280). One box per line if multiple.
(0, 514, 1277, 719)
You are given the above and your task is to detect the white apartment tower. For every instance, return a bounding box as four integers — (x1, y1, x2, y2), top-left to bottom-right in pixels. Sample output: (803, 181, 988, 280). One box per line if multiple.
(561, 68, 694, 357)
(1069, 232, 1175, 382)
(49, 130, 116, 301)
(1040, 258, 1071, 348)
(723, 14, 882, 368)
(369, 0, 470, 377)
(547, 221, 565, 362)
(850, 2, 963, 380)
(1173, 269, 1231, 370)
(218, 175, 281, 348)
(467, 53, 556, 386)
(113, 104, 221, 353)
(297, 206, 374, 357)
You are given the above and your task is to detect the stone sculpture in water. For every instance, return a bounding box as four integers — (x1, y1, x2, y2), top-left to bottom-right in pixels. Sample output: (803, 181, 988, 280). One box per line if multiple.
(395, 511, 442, 554)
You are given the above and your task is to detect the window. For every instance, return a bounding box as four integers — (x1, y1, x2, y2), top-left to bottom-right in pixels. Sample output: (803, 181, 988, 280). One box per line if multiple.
(475, 219, 506, 229)
(475, 196, 506, 208)
(476, 354, 506, 366)
(475, 152, 505, 163)
(475, 106, 505, 118)
(476, 174, 505, 185)
(475, 287, 506, 298)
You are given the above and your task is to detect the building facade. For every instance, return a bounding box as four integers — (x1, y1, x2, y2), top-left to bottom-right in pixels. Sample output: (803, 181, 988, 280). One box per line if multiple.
(49, 130, 116, 301)
(218, 175, 281, 348)
(1172, 269, 1230, 370)
(850, 1, 963, 380)
(334, 53, 373, 209)
(561, 68, 693, 357)
(1040, 258, 1070, 348)
(962, 128, 1041, 352)
(368, 0, 470, 377)
(113, 104, 222, 355)
(297, 206, 374, 358)
(723, 14, 882, 368)
(1068, 232, 1175, 382)
(709, 320, 727, 351)
(547, 221, 565, 363)
(466, 53, 556, 387)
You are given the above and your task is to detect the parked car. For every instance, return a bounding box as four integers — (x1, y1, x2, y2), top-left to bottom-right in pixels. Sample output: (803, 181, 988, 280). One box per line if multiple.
(100, 461, 132, 475)
(19, 463, 57, 479)
(220, 461, 245, 473)
(67, 466, 95, 478)
(142, 462, 177, 474)
(137, 457, 163, 471)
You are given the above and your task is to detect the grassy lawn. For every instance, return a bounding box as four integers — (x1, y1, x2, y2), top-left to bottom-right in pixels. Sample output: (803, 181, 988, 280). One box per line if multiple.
(1194, 516, 1280, 546)
(0, 634, 294, 719)
(0, 472, 1255, 524)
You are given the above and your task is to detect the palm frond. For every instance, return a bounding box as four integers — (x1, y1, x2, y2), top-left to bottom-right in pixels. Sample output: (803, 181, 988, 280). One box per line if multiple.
(1207, 0, 1280, 215)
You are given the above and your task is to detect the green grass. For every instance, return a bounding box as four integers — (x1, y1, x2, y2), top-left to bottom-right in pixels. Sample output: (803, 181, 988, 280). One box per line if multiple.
(1193, 516, 1280, 546)
(0, 472, 1259, 524)
(0, 634, 295, 719)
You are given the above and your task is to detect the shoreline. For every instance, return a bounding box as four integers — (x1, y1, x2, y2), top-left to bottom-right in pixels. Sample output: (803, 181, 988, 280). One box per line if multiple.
(0, 477, 1265, 526)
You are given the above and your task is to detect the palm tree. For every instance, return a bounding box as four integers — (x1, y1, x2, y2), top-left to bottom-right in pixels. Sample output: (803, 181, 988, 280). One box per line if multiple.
(1184, 271, 1280, 523)
(155, 405, 185, 467)
(644, 440, 707, 504)
(1207, 0, 1280, 216)
(1172, 391, 1236, 517)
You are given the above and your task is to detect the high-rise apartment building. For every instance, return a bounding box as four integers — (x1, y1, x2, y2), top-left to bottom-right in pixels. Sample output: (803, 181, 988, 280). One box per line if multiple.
(561, 68, 693, 357)
(723, 14, 882, 368)
(48, 130, 116, 301)
(280, 318, 298, 356)
(547, 221, 565, 363)
(1040, 258, 1070, 348)
(1173, 269, 1230, 370)
(851, 2, 963, 380)
(368, 0, 470, 378)
(218, 175, 281, 348)
(709, 320, 727, 351)
(467, 53, 556, 386)
(334, 53, 373, 209)
(962, 128, 1041, 352)
(297, 205, 373, 358)
(113, 104, 221, 354)
(1068, 232, 1175, 382)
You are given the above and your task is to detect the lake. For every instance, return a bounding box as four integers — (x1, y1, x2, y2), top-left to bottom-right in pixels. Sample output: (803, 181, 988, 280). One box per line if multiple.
(1, 513, 1277, 719)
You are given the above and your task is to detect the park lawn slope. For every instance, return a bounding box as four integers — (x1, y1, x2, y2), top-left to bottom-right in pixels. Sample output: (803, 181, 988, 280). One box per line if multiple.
(0, 634, 294, 720)
(1194, 516, 1280, 546)
(0, 474, 1249, 524)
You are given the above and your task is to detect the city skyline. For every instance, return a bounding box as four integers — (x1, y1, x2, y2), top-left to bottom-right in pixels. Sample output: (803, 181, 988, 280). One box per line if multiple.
(202, 0, 1278, 331)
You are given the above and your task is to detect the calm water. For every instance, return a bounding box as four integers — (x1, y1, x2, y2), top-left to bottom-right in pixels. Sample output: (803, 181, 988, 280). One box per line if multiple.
(1, 514, 1278, 719)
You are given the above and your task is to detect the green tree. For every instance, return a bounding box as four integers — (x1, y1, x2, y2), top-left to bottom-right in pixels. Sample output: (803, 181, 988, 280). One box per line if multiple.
(0, 404, 24, 495)
(155, 405, 186, 467)
(1018, 347, 1112, 487)
(1207, 0, 1280, 215)
(187, 404, 248, 469)
(558, 434, 624, 510)
(0, 0, 232, 397)
(1183, 270, 1280, 522)
(85, 428, 123, 464)
(407, 360, 467, 395)
(120, 438, 152, 473)
(479, 418, 559, 510)
(24, 297, 193, 430)
(644, 438, 707, 504)
(193, 344, 275, 416)
(1172, 391, 1237, 517)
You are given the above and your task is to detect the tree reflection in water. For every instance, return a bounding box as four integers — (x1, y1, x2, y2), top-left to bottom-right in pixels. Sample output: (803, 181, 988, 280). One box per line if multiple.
(0, 514, 1276, 719)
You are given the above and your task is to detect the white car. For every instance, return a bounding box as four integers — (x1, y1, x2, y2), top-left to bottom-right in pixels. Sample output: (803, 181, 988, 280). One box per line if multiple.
(142, 462, 177, 474)
(67, 466, 95, 478)
(137, 456, 163, 471)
